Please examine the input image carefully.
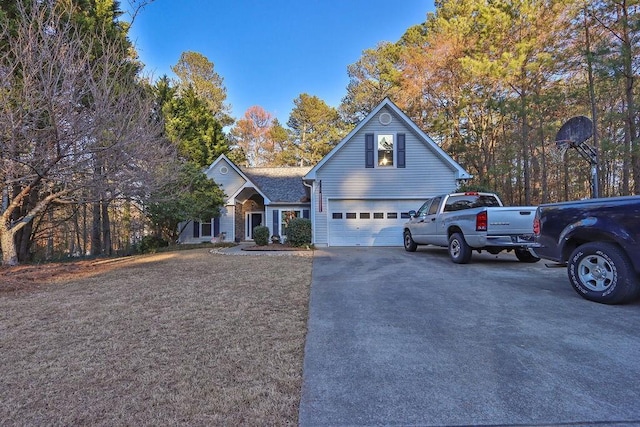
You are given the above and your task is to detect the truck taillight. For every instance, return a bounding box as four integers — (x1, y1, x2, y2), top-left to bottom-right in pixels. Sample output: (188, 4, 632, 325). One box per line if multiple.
(533, 217, 540, 235)
(476, 211, 488, 231)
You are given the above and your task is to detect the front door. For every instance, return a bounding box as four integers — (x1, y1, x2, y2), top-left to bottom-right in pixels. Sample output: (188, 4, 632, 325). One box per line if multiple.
(246, 212, 264, 240)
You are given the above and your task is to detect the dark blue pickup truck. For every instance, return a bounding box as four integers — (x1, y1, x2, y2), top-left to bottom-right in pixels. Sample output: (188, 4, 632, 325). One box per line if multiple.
(533, 196, 640, 304)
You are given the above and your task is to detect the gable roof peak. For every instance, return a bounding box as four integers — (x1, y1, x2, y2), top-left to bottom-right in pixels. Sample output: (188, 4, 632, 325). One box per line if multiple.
(303, 97, 471, 181)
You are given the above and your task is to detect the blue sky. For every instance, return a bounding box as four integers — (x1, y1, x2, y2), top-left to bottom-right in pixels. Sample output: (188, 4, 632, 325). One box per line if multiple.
(125, 1, 434, 125)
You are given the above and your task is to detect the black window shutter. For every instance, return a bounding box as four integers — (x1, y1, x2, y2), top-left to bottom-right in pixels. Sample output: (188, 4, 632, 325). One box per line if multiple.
(193, 221, 200, 238)
(272, 210, 280, 236)
(397, 133, 406, 168)
(303, 209, 309, 219)
(365, 133, 374, 168)
(213, 217, 220, 237)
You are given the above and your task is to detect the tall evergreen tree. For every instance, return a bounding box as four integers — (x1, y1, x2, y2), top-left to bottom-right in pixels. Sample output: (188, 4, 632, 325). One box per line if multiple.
(288, 94, 349, 166)
(172, 51, 233, 126)
(162, 85, 229, 169)
(340, 42, 402, 124)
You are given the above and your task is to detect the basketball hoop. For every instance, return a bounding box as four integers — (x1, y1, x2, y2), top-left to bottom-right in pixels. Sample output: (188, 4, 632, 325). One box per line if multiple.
(554, 116, 595, 164)
(551, 140, 571, 163)
(556, 116, 593, 147)
(554, 116, 599, 198)
(555, 140, 573, 161)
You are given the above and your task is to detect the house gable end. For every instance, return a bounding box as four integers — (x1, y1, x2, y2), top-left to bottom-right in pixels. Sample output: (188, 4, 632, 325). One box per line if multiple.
(205, 154, 271, 204)
(304, 98, 471, 181)
(205, 155, 248, 203)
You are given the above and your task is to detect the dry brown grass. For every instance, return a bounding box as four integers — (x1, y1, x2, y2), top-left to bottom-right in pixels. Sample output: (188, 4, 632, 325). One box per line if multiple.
(0, 249, 312, 426)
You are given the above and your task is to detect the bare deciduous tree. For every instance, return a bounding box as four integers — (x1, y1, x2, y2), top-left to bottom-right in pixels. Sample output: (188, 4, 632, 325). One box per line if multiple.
(0, 1, 175, 265)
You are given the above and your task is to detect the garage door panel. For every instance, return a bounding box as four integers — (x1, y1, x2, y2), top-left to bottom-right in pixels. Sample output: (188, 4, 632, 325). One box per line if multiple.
(328, 199, 424, 246)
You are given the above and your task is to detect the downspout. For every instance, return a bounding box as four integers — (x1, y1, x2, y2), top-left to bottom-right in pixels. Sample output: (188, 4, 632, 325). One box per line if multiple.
(303, 180, 315, 245)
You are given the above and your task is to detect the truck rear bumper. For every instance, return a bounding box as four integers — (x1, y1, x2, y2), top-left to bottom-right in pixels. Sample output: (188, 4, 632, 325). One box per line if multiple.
(468, 234, 536, 248)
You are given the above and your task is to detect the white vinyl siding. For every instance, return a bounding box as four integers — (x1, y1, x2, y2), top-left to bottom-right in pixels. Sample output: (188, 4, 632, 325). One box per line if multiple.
(312, 107, 459, 246)
(206, 158, 246, 201)
(218, 205, 235, 242)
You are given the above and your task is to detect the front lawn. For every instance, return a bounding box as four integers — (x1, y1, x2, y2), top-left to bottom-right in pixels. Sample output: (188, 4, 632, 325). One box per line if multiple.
(0, 249, 312, 425)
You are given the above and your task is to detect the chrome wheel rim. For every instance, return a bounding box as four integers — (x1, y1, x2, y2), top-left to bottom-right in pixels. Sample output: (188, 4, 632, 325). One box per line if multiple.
(450, 239, 461, 258)
(578, 254, 614, 292)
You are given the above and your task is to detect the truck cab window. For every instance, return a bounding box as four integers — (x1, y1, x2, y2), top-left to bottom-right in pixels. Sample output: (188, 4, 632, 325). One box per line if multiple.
(416, 199, 432, 217)
(428, 197, 442, 215)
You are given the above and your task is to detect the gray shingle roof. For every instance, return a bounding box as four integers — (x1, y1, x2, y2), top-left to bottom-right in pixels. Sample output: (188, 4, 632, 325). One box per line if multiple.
(240, 167, 312, 204)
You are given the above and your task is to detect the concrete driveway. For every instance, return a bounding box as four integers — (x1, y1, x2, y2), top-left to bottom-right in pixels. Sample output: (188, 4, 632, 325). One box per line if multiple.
(299, 247, 640, 426)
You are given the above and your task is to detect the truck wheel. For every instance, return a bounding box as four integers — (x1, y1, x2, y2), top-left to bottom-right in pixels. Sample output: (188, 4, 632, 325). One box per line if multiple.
(515, 249, 540, 263)
(568, 242, 640, 304)
(403, 230, 417, 252)
(448, 233, 472, 264)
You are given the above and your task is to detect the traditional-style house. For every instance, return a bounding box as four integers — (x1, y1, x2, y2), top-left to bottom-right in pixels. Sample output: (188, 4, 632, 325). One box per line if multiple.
(178, 98, 471, 246)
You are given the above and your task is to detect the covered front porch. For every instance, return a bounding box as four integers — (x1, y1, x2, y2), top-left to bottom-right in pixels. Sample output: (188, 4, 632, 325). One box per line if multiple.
(233, 188, 266, 242)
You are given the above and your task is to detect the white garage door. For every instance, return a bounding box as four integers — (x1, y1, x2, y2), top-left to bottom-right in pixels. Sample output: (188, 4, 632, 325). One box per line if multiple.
(328, 199, 425, 246)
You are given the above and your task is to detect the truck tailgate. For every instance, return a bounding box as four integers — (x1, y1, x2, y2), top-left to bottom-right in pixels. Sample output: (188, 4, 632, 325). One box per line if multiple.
(486, 207, 536, 236)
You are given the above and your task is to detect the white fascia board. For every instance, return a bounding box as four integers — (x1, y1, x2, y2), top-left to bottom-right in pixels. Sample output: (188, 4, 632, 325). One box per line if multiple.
(208, 154, 272, 204)
(303, 98, 472, 181)
(383, 101, 472, 180)
(227, 182, 272, 205)
(204, 153, 243, 178)
(304, 99, 390, 181)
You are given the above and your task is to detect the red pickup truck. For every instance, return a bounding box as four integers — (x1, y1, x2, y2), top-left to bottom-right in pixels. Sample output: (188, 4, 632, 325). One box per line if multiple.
(533, 196, 640, 304)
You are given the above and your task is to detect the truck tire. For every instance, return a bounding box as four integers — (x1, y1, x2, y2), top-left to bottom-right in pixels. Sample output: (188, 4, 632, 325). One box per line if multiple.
(515, 248, 540, 263)
(568, 242, 640, 304)
(403, 230, 417, 252)
(448, 233, 472, 264)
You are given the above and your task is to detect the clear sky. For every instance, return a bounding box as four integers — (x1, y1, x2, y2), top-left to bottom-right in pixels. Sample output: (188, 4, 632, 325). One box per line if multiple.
(125, 1, 434, 125)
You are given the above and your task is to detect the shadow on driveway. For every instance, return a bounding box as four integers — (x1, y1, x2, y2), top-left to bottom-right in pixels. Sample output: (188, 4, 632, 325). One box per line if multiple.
(299, 247, 640, 426)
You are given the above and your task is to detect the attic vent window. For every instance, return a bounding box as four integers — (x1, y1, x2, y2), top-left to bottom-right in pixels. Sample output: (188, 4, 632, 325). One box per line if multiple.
(379, 113, 392, 125)
(220, 166, 229, 174)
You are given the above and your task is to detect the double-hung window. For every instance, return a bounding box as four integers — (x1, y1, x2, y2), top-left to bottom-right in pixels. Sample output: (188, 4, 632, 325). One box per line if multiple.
(192, 218, 219, 238)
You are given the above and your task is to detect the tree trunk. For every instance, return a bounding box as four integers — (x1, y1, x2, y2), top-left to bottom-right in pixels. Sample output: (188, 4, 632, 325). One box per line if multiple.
(101, 199, 112, 256)
(521, 90, 532, 205)
(584, 4, 600, 197)
(539, 117, 548, 204)
(16, 222, 33, 263)
(91, 201, 102, 256)
(82, 204, 87, 256)
(13, 187, 38, 263)
(620, 0, 639, 194)
(0, 223, 18, 266)
(47, 209, 54, 260)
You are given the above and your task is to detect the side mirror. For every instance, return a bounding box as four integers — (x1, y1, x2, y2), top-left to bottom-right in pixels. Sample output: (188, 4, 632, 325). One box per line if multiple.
(408, 210, 416, 218)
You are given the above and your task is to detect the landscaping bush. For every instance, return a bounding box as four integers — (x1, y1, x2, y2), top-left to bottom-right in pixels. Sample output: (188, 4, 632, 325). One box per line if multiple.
(286, 218, 312, 247)
(253, 225, 270, 246)
(136, 235, 169, 253)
